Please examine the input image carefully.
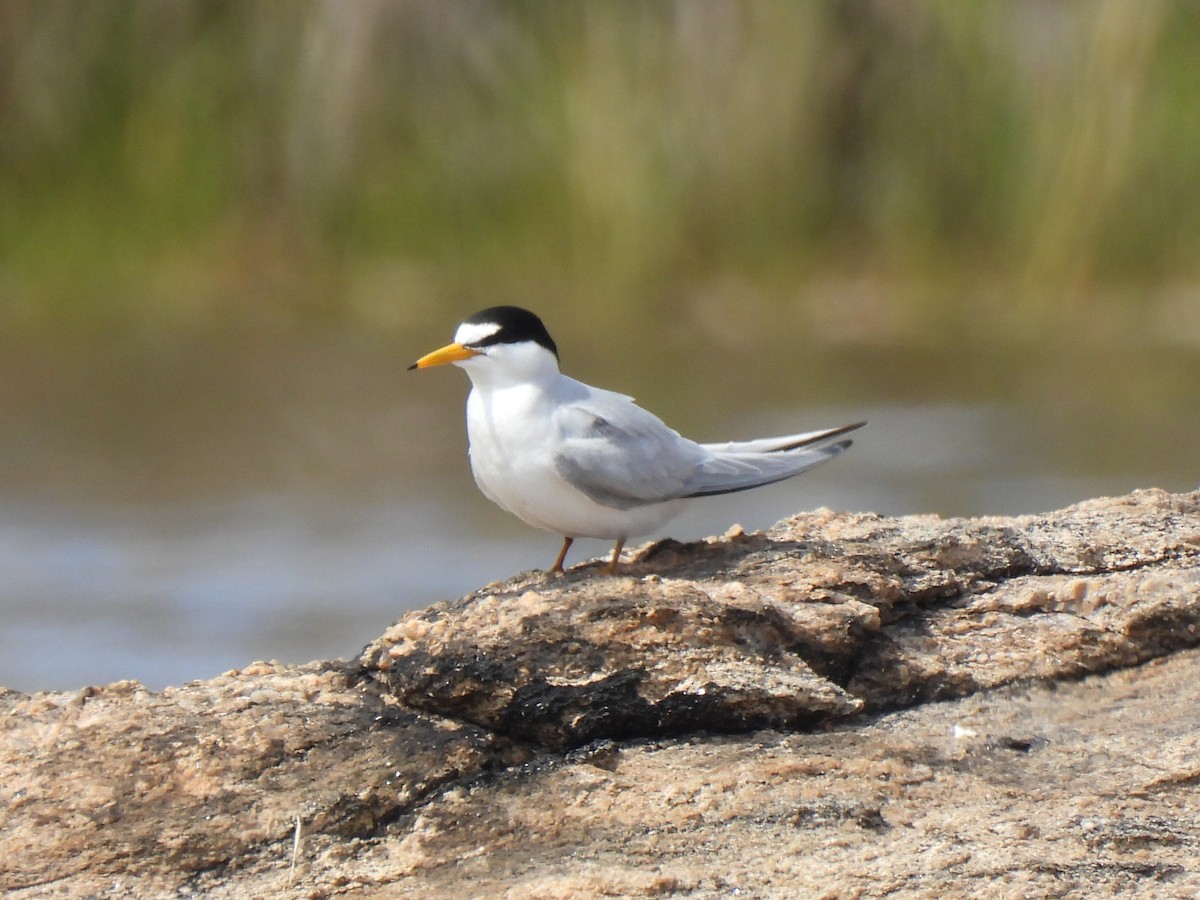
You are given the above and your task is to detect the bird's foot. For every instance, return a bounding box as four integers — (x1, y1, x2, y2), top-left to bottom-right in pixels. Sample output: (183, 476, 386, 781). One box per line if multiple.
(547, 536, 574, 576)
(606, 538, 626, 575)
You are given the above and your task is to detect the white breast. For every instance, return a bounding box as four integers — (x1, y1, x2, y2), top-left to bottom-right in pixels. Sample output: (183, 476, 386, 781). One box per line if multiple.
(465, 383, 680, 539)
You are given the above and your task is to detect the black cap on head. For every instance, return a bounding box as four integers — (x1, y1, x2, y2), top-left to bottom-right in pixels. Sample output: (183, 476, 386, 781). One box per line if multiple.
(462, 306, 559, 359)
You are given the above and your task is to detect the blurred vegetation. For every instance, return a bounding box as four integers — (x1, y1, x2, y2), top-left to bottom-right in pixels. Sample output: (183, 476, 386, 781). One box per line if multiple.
(1, 0, 1198, 504)
(3, 0, 1199, 346)
(3, 1, 1197, 694)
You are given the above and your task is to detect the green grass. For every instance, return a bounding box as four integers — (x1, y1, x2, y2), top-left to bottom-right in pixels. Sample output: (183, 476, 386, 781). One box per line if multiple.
(2, 1, 1199, 343)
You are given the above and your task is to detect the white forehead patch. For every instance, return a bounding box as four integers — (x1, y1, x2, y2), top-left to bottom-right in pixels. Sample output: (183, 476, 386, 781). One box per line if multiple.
(455, 320, 502, 346)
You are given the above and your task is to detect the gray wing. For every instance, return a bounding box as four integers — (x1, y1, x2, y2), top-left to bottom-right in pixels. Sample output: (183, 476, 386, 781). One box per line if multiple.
(681, 438, 855, 497)
(700, 421, 865, 455)
(684, 420, 866, 496)
(552, 390, 707, 509)
(553, 385, 865, 509)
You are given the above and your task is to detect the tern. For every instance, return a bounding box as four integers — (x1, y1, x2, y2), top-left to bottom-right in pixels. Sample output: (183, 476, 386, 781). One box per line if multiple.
(410, 306, 864, 575)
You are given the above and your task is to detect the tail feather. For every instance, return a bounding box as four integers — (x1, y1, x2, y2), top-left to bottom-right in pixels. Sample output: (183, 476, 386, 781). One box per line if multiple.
(682, 435, 856, 498)
(700, 420, 866, 455)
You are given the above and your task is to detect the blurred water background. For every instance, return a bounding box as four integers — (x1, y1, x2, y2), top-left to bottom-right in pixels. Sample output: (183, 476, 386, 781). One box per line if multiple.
(2, 2, 1198, 692)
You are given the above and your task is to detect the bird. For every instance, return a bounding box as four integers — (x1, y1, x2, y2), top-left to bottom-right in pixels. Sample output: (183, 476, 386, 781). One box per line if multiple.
(409, 306, 864, 575)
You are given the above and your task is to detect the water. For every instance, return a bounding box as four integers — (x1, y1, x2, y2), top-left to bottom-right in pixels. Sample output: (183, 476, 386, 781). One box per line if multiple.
(3, 0, 1199, 697)
(1, 401, 1184, 693)
(0, 493, 535, 691)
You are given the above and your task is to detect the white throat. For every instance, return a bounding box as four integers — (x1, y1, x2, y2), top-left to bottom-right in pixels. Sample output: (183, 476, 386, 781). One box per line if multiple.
(458, 340, 561, 390)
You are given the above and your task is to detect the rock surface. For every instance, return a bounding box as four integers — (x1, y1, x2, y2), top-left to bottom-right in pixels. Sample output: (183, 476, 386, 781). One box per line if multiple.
(2, 489, 1199, 897)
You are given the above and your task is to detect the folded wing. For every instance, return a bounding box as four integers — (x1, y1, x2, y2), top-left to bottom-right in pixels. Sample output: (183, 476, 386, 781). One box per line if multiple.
(552, 394, 706, 509)
(699, 421, 865, 455)
(553, 389, 864, 510)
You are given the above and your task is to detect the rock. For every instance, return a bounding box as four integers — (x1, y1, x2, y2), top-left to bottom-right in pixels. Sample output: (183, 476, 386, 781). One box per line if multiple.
(369, 489, 1200, 746)
(1, 489, 1198, 897)
(0, 663, 524, 896)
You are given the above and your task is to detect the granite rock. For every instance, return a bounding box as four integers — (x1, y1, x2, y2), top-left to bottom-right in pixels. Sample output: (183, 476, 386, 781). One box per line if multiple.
(2, 489, 1198, 897)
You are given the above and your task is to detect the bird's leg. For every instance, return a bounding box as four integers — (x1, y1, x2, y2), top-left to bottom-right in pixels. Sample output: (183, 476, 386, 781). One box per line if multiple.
(606, 538, 625, 575)
(550, 536, 574, 574)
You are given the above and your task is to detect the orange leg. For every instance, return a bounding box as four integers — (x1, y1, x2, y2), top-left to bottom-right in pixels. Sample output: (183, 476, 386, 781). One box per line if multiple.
(606, 538, 625, 575)
(550, 536, 574, 574)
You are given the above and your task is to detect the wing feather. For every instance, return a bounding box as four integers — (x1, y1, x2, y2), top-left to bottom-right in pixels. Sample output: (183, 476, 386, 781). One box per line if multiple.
(551, 391, 705, 509)
(552, 385, 864, 509)
(700, 421, 866, 454)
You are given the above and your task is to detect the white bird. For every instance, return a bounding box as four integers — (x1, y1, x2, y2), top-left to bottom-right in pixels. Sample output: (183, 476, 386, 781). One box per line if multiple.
(410, 306, 864, 575)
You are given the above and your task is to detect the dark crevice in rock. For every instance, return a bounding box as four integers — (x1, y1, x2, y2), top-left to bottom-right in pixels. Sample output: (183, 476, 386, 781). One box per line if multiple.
(6, 490, 1200, 896)
(366, 490, 1200, 753)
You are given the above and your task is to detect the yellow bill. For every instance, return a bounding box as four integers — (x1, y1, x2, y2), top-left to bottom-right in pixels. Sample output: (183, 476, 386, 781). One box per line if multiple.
(408, 342, 482, 370)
